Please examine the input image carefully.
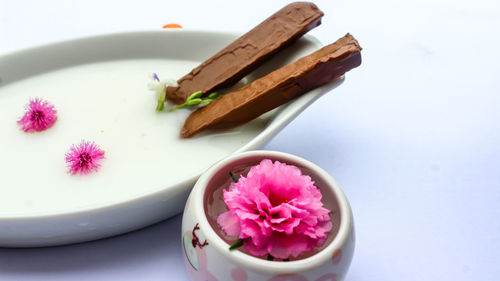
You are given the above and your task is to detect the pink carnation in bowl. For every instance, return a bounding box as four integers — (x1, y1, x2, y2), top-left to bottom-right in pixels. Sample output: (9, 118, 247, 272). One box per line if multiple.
(182, 150, 355, 281)
(217, 159, 333, 259)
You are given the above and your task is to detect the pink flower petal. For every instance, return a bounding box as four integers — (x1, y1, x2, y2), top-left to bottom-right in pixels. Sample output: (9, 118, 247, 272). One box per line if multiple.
(216, 211, 240, 237)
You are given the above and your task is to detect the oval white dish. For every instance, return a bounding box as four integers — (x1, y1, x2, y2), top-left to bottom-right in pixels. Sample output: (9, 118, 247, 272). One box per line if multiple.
(0, 30, 343, 247)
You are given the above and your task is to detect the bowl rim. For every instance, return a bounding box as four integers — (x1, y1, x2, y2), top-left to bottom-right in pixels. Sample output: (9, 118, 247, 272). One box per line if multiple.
(190, 150, 353, 274)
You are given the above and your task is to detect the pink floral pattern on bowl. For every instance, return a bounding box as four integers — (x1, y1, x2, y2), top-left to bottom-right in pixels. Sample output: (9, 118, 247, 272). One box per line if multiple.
(182, 226, 217, 281)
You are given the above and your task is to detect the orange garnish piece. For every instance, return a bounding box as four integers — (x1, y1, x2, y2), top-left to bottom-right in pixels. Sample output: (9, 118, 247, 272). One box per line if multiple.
(162, 23, 183, 29)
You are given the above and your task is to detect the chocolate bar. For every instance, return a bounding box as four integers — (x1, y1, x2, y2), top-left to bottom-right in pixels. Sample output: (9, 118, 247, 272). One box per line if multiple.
(180, 34, 362, 138)
(165, 2, 324, 104)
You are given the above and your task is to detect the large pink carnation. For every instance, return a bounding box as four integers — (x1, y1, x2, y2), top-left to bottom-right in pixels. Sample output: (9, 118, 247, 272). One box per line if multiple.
(217, 159, 332, 259)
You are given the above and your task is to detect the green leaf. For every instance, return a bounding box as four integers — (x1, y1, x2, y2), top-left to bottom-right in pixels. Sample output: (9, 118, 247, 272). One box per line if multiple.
(229, 239, 244, 250)
(229, 172, 238, 183)
(208, 92, 221, 99)
(187, 91, 203, 101)
(186, 98, 202, 106)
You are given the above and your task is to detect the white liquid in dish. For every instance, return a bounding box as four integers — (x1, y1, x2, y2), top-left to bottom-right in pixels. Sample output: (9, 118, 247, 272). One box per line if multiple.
(0, 59, 268, 216)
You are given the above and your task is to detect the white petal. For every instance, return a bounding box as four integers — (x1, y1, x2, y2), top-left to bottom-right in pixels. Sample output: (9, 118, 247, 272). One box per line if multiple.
(161, 78, 178, 88)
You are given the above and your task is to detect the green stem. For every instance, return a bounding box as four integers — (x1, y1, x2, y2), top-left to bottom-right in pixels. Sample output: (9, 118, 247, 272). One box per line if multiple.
(156, 100, 165, 111)
(169, 103, 186, 112)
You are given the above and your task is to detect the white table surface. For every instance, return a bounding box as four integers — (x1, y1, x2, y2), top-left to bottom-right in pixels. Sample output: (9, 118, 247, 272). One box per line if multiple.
(1, 0, 499, 280)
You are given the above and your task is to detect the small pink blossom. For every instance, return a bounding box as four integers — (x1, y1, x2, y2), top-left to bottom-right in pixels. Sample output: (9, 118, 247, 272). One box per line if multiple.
(217, 159, 333, 259)
(65, 140, 105, 175)
(18, 98, 57, 132)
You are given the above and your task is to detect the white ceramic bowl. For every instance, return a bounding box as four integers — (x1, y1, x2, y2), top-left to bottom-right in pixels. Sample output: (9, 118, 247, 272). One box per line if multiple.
(181, 150, 355, 281)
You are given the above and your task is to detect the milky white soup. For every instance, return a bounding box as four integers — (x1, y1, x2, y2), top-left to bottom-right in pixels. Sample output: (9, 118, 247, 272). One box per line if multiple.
(0, 59, 269, 216)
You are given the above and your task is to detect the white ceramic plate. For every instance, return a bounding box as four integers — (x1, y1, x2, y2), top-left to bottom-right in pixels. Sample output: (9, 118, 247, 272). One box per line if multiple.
(0, 30, 343, 247)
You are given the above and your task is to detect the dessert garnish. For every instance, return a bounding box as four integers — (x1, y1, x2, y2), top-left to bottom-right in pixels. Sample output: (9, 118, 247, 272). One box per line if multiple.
(147, 73, 177, 111)
(217, 159, 332, 260)
(18, 98, 57, 132)
(180, 33, 362, 138)
(169, 91, 222, 111)
(165, 2, 324, 105)
(65, 140, 105, 175)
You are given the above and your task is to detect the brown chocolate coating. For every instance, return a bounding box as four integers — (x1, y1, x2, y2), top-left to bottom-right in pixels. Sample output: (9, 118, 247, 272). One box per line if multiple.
(181, 34, 362, 138)
(165, 2, 324, 104)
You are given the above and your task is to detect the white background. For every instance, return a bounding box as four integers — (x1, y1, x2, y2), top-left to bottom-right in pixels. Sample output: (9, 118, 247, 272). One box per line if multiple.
(1, 0, 499, 280)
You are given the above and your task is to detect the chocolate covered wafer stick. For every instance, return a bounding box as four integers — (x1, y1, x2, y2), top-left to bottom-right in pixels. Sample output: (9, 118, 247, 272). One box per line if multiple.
(180, 34, 362, 138)
(166, 2, 324, 104)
